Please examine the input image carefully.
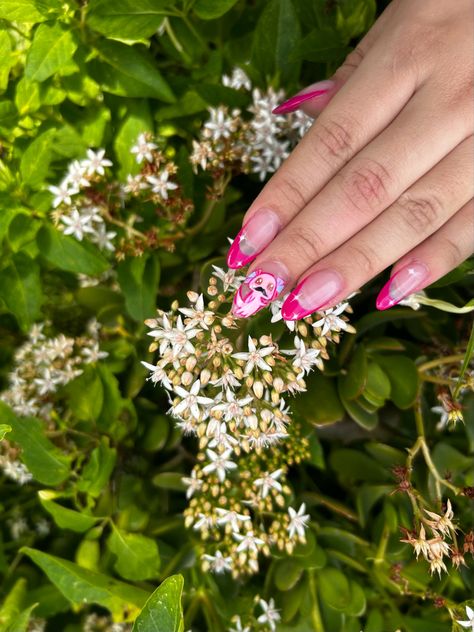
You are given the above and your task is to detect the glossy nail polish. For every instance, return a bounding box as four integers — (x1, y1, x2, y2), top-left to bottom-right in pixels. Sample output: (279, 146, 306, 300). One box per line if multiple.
(376, 262, 429, 310)
(232, 262, 288, 318)
(281, 269, 343, 320)
(227, 208, 281, 269)
(272, 80, 335, 115)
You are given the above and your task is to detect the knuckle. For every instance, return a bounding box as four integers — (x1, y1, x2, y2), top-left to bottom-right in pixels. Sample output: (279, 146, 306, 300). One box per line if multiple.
(442, 236, 464, 268)
(345, 243, 380, 277)
(285, 223, 324, 263)
(338, 158, 392, 212)
(272, 172, 308, 213)
(338, 45, 365, 75)
(397, 192, 442, 233)
(312, 117, 355, 165)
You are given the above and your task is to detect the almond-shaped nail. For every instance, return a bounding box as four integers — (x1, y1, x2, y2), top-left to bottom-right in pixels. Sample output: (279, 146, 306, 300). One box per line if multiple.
(232, 262, 289, 318)
(376, 262, 430, 310)
(227, 208, 281, 269)
(272, 80, 335, 115)
(281, 269, 343, 320)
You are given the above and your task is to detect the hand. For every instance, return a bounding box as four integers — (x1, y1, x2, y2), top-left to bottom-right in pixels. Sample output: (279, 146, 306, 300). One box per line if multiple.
(227, 0, 474, 320)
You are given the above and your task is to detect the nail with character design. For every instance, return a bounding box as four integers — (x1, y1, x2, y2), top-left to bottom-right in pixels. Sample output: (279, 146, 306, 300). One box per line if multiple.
(232, 263, 288, 318)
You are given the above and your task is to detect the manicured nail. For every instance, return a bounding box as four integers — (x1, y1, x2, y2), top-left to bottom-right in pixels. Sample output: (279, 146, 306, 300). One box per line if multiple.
(272, 80, 335, 115)
(227, 208, 281, 269)
(376, 262, 430, 310)
(281, 269, 343, 320)
(232, 262, 289, 318)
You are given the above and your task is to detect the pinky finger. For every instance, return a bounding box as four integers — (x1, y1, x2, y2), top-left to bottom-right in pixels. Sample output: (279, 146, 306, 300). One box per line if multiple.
(376, 200, 474, 310)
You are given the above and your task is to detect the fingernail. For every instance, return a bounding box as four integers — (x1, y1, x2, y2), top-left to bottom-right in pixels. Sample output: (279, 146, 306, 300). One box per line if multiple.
(232, 262, 289, 318)
(281, 269, 343, 320)
(376, 262, 430, 310)
(272, 80, 335, 115)
(227, 208, 281, 269)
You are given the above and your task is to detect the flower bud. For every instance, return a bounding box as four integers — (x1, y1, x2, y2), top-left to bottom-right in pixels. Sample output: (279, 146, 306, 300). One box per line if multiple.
(259, 335, 272, 346)
(253, 381, 264, 398)
(273, 377, 284, 393)
(181, 371, 194, 386)
(208, 286, 218, 296)
(271, 390, 280, 405)
(171, 300, 179, 311)
(200, 368, 211, 386)
(245, 375, 254, 388)
(262, 371, 273, 385)
(185, 356, 197, 371)
(187, 291, 199, 303)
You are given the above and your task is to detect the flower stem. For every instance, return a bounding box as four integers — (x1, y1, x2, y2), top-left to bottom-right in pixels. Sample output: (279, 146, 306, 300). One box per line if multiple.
(308, 572, 325, 632)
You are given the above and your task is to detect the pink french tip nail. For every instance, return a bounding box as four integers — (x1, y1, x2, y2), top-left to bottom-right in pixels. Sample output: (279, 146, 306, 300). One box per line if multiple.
(281, 269, 343, 320)
(227, 208, 281, 269)
(272, 80, 335, 115)
(232, 262, 288, 318)
(376, 262, 430, 311)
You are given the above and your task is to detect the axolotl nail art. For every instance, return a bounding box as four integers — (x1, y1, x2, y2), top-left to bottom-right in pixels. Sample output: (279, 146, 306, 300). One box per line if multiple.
(232, 268, 286, 318)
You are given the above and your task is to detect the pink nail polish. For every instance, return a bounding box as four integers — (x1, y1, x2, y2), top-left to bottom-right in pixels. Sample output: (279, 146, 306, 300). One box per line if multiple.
(272, 80, 335, 115)
(376, 262, 430, 310)
(232, 262, 289, 318)
(281, 269, 343, 320)
(227, 208, 281, 269)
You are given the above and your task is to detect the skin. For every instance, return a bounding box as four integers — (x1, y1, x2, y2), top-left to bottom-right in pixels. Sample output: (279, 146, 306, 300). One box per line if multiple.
(234, 0, 474, 314)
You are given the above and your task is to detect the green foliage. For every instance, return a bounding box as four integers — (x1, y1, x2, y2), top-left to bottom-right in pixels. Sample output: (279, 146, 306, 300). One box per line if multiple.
(0, 0, 472, 631)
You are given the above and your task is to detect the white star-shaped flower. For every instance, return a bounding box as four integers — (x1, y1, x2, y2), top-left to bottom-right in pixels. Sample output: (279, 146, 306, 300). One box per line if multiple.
(232, 336, 274, 375)
(60, 208, 95, 241)
(178, 294, 215, 330)
(234, 530, 264, 553)
(172, 380, 214, 420)
(312, 303, 352, 336)
(254, 469, 283, 499)
(457, 605, 474, 630)
(131, 133, 157, 164)
(48, 180, 78, 207)
(181, 469, 202, 499)
(82, 148, 112, 176)
(216, 508, 251, 533)
(202, 550, 232, 574)
(257, 598, 281, 632)
(202, 448, 237, 482)
(141, 361, 172, 390)
(288, 503, 310, 539)
(146, 170, 178, 200)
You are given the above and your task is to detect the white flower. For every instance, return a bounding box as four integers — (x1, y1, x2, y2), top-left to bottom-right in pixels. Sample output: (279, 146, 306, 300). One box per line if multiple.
(399, 291, 426, 311)
(222, 67, 251, 91)
(202, 550, 233, 573)
(81, 343, 109, 364)
(457, 605, 474, 630)
(48, 180, 77, 207)
(204, 106, 237, 141)
(202, 448, 237, 482)
(210, 367, 241, 391)
(207, 421, 239, 450)
(232, 336, 274, 375)
(257, 598, 280, 632)
(216, 508, 251, 533)
(60, 208, 95, 241)
(211, 390, 253, 423)
(34, 368, 62, 395)
(90, 223, 116, 252)
(254, 469, 283, 499)
(123, 174, 148, 194)
(65, 160, 90, 188)
(146, 170, 178, 200)
(288, 503, 310, 539)
(82, 148, 112, 176)
(283, 336, 323, 378)
(8, 517, 28, 540)
(141, 361, 172, 390)
(162, 316, 200, 356)
(270, 296, 295, 331)
(234, 530, 264, 553)
(1, 459, 33, 485)
(131, 133, 157, 163)
(291, 109, 313, 137)
(211, 265, 244, 292)
(193, 513, 215, 531)
(182, 469, 202, 499)
(312, 303, 352, 336)
(172, 380, 214, 420)
(179, 294, 215, 329)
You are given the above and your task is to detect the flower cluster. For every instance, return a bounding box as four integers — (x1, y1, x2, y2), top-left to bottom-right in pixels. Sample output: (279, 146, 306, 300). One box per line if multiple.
(190, 67, 313, 180)
(0, 320, 107, 484)
(82, 614, 131, 632)
(229, 597, 281, 632)
(142, 266, 354, 576)
(48, 135, 193, 259)
(401, 499, 472, 576)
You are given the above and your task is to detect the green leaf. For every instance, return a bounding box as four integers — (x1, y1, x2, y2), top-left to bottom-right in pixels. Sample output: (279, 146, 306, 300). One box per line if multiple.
(0, 0, 60, 23)
(251, 0, 301, 84)
(15, 78, 42, 115)
(22, 548, 149, 621)
(0, 253, 42, 331)
(292, 373, 344, 425)
(364, 362, 391, 402)
(117, 254, 159, 322)
(91, 40, 175, 102)
(338, 344, 368, 400)
(87, 0, 169, 40)
(290, 26, 349, 63)
(274, 559, 303, 591)
(355, 308, 423, 338)
(25, 23, 78, 82)
(114, 101, 153, 179)
(329, 449, 388, 485)
(108, 524, 160, 581)
(20, 129, 56, 188)
(63, 367, 104, 421)
(0, 424, 11, 440)
(132, 575, 184, 632)
(376, 355, 419, 409)
(5, 604, 38, 632)
(152, 472, 186, 492)
(37, 225, 109, 276)
(1, 404, 71, 485)
(338, 382, 378, 430)
(77, 437, 117, 498)
(0, 31, 12, 92)
(0, 579, 27, 630)
(193, 0, 239, 19)
(356, 484, 393, 528)
(38, 491, 100, 533)
(345, 580, 367, 617)
(319, 567, 351, 612)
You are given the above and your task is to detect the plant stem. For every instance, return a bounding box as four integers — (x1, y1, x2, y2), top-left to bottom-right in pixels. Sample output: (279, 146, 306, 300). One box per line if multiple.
(417, 355, 466, 373)
(453, 321, 474, 398)
(374, 524, 390, 565)
(308, 572, 325, 632)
